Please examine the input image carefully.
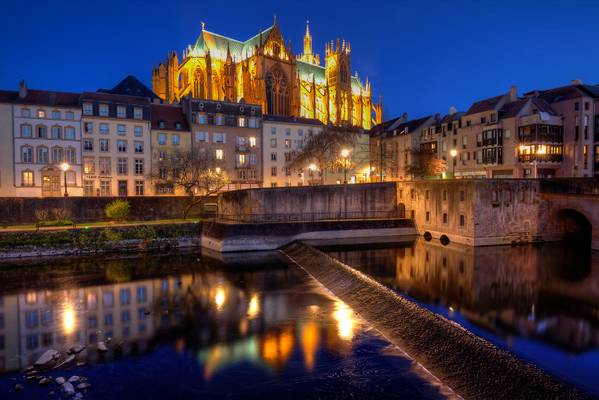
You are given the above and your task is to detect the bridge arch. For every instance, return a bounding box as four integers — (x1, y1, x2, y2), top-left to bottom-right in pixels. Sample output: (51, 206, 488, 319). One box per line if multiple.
(553, 208, 592, 248)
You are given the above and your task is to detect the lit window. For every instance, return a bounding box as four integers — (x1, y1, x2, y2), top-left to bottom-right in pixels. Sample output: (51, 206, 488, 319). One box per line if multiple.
(99, 104, 109, 117)
(83, 158, 95, 174)
(284, 139, 291, 148)
(37, 109, 45, 118)
(249, 136, 256, 147)
(238, 117, 246, 127)
(215, 149, 224, 160)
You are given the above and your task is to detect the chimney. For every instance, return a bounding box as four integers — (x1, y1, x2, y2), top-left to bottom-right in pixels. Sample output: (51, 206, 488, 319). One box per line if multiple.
(19, 79, 27, 98)
(449, 106, 457, 115)
(571, 78, 583, 85)
(509, 85, 517, 102)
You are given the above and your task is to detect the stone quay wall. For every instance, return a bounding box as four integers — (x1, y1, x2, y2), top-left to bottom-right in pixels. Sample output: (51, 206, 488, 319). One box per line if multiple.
(0, 196, 212, 225)
(217, 182, 399, 221)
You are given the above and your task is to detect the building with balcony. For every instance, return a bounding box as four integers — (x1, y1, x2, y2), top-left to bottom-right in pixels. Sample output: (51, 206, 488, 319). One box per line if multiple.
(12, 81, 83, 197)
(80, 92, 152, 196)
(183, 97, 262, 190)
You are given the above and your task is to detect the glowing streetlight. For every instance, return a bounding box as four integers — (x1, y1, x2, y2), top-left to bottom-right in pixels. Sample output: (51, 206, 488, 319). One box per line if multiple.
(340, 148, 350, 184)
(308, 163, 318, 172)
(449, 149, 457, 179)
(60, 162, 70, 197)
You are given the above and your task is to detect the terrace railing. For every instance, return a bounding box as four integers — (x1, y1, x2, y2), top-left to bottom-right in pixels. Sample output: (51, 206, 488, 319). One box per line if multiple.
(217, 209, 408, 223)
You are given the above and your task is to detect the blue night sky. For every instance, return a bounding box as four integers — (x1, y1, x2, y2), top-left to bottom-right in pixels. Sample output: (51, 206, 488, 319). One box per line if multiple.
(1, 0, 598, 121)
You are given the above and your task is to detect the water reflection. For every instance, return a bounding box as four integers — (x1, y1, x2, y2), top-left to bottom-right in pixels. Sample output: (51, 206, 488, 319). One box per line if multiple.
(326, 239, 599, 396)
(0, 252, 450, 400)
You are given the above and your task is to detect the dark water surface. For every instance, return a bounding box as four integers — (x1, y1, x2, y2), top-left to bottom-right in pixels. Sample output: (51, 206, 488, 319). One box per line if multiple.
(325, 239, 599, 398)
(0, 251, 451, 399)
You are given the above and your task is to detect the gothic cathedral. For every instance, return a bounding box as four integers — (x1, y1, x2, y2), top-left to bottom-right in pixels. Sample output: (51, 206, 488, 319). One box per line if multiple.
(152, 18, 382, 129)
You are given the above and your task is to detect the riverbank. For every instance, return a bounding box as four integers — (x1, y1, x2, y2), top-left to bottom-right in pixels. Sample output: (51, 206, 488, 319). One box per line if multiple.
(0, 221, 202, 260)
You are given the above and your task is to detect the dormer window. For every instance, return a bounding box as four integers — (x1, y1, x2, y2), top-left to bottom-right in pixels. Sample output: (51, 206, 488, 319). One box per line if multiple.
(175, 122, 181, 130)
(159, 120, 165, 129)
(117, 105, 126, 118)
(99, 104, 109, 117)
(239, 106, 245, 113)
(82, 103, 93, 116)
(250, 107, 256, 115)
(199, 102, 204, 110)
(216, 103, 222, 111)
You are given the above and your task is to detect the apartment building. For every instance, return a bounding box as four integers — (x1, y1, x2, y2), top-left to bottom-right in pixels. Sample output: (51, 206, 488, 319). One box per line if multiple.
(0, 91, 17, 197)
(370, 114, 436, 181)
(80, 92, 152, 196)
(183, 97, 262, 190)
(150, 103, 191, 195)
(12, 82, 83, 197)
(262, 115, 323, 187)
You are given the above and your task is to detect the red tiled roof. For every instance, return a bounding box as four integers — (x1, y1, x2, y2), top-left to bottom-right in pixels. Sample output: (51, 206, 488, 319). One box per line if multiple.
(14, 89, 80, 107)
(151, 104, 190, 131)
(464, 94, 505, 116)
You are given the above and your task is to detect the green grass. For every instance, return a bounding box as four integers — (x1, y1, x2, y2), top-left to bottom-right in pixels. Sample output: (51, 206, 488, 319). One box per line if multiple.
(0, 218, 202, 233)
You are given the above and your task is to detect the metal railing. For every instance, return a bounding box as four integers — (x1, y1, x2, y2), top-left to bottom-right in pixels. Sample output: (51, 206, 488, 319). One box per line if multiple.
(217, 209, 408, 223)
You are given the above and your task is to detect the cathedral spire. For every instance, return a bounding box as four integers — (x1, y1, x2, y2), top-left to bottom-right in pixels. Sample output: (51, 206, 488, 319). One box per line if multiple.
(303, 20, 313, 57)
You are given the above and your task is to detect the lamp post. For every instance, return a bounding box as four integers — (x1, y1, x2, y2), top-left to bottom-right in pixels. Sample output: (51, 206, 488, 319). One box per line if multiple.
(60, 162, 70, 197)
(341, 148, 350, 184)
(450, 149, 457, 179)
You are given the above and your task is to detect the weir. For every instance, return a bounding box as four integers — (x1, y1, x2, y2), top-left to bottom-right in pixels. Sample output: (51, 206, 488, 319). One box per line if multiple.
(281, 242, 588, 400)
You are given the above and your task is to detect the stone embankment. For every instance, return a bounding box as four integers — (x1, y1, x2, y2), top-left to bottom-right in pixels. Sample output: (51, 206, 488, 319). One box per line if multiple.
(281, 242, 589, 400)
(0, 222, 202, 260)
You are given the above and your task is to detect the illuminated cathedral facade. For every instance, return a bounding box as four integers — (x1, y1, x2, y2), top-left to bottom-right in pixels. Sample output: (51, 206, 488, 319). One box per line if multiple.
(152, 18, 382, 129)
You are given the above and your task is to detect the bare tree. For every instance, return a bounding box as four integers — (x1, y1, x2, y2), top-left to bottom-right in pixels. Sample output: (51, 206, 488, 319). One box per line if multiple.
(149, 150, 229, 218)
(287, 126, 359, 183)
(405, 148, 447, 179)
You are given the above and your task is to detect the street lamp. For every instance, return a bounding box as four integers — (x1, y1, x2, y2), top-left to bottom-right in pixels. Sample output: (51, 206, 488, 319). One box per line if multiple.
(60, 162, 70, 197)
(340, 148, 350, 184)
(307, 163, 318, 185)
(450, 149, 458, 179)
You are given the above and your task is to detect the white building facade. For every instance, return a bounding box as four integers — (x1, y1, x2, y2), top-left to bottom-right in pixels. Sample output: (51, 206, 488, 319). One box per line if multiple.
(12, 83, 83, 197)
(262, 116, 323, 187)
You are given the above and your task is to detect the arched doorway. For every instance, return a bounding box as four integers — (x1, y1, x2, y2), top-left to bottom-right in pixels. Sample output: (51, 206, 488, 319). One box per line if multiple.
(266, 65, 290, 116)
(556, 209, 592, 248)
(41, 167, 61, 197)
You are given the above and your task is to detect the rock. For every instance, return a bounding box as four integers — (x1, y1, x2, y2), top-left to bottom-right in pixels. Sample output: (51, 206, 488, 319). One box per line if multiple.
(23, 365, 35, 373)
(26, 374, 40, 381)
(74, 393, 84, 400)
(62, 382, 75, 396)
(76, 362, 86, 367)
(48, 390, 55, 396)
(68, 345, 86, 355)
(77, 382, 91, 390)
(38, 377, 52, 386)
(53, 354, 75, 369)
(34, 349, 60, 368)
(97, 341, 108, 352)
(24, 369, 38, 377)
(56, 377, 65, 385)
(67, 375, 81, 383)
(14, 383, 24, 391)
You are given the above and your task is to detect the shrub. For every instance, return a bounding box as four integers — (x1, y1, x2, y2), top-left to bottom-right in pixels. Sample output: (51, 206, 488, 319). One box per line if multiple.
(35, 209, 49, 223)
(105, 200, 130, 222)
(103, 228, 123, 242)
(52, 207, 71, 221)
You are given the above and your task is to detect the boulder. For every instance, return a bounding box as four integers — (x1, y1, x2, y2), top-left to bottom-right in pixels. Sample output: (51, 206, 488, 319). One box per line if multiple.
(33, 349, 60, 368)
(68, 345, 86, 355)
(56, 377, 66, 385)
(62, 381, 75, 396)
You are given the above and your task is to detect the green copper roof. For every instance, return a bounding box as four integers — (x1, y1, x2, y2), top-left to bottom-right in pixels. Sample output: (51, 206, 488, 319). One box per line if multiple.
(192, 26, 274, 61)
(297, 60, 326, 85)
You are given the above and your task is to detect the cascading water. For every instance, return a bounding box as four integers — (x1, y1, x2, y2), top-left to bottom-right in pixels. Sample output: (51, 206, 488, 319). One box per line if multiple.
(281, 242, 588, 400)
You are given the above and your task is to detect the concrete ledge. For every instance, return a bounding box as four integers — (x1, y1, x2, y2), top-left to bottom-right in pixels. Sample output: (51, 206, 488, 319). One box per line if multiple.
(201, 219, 416, 252)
